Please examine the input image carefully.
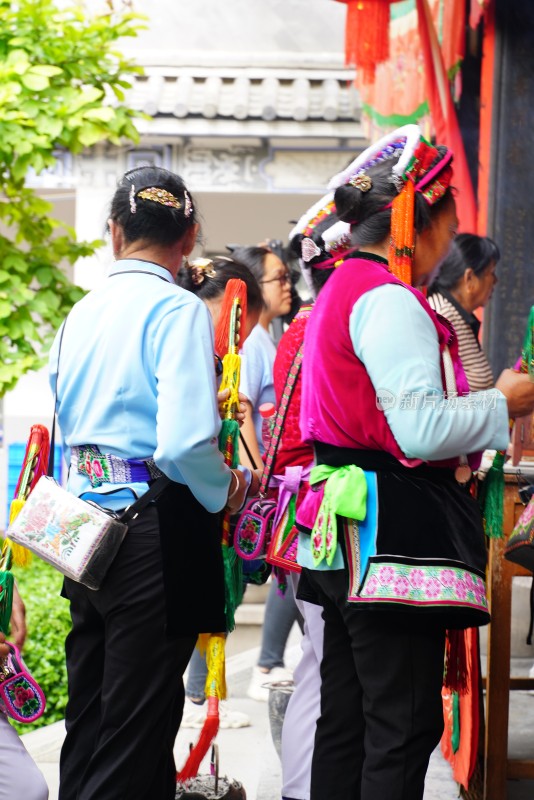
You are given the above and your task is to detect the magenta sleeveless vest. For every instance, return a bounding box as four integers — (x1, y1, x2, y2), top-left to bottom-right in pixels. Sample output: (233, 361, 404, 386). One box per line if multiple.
(299, 256, 469, 467)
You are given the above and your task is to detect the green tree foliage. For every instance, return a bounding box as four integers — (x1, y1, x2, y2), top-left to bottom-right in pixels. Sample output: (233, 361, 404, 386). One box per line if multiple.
(11, 558, 70, 734)
(0, 0, 144, 395)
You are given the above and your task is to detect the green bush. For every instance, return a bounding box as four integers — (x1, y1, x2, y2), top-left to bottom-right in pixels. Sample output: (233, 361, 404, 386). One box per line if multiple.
(10, 558, 71, 734)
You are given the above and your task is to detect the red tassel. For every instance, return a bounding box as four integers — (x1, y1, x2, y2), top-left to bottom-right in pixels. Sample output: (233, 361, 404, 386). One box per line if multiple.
(214, 279, 248, 358)
(443, 629, 470, 696)
(176, 697, 220, 782)
(344, 0, 392, 83)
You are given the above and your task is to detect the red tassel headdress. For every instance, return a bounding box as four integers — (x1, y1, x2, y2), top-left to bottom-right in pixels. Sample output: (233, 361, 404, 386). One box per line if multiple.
(327, 123, 454, 286)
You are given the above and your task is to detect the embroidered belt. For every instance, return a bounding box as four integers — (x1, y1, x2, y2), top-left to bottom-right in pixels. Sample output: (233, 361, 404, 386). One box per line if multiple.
(72, 445, 163, 488)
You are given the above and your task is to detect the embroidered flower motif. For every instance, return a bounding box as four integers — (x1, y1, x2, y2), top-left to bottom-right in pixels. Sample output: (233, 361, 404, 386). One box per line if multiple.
(26, 505, 51, 531)
(13, 684, 34, 709)
(464, 572, 475, 590)
(424, 577, 442, 599)
(454, 579, 467, 600)
(92, 459, 104, 479)
(377, 566, 395, 584)
(313, 532, 323, 554)
(365, 575, 379, 595)
(409, 568, 426, 588)
(393, 575, 410, 597)
(440, 569, 456, 588)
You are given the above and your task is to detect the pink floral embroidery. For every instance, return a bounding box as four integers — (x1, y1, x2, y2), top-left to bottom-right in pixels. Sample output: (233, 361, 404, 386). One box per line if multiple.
(92, 459, 104, 479)
(13, 685, 34, 708)
(26, 505, 50, 530)
(313, 533, 323, 554)
(377, 566, 395, 584)
(409, 569, 425, 588)
(393, 576, 410, 596)
(454, 579, 467, 600)
(464, 572, 475, 590)
(440, 569, 456, 588)
(365, 576, 379, 595)
(474, 585, 487, 606)
(424, 578, 442, 598)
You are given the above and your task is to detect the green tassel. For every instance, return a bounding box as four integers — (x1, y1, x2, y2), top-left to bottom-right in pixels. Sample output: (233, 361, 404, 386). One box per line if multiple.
(480, 451, 505, 538)
(283, 496, 297, 543)
(218, 418, 240, 469)
(223, 545, 244, 632)
(218, 417, 242, 630)
(0, 570, 14, 636)
(451, 691, 461, 754)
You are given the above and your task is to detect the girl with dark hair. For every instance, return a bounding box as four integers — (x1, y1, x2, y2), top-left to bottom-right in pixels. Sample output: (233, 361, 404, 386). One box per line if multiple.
(49, 167, 252, 800)
(293, 125, 534, 800)
(428, 233, 500, 391)
(225, 245, 299, 701)
(177, 255, 264, 343)
(175, 255, 263, 731)
(230, 245, 292, 472)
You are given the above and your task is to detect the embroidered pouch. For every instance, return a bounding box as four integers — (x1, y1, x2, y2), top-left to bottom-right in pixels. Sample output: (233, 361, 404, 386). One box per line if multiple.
(0, 642, 46, 724)
(504, 495, 534, 572)
(6, 475, 128, 591)
(233, 498, 277, 561)
(266, 501, 301, 574)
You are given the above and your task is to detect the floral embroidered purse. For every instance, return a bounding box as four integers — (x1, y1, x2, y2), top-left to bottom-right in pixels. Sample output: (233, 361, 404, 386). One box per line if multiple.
(0, 642, 46, 724)
(234, 343, 304, 563)
(505, 493, 534, 572)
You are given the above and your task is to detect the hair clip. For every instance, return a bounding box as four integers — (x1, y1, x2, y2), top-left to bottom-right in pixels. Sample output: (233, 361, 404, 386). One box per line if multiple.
(349, 173, 372, 192)
(129, 184, 136, 214)
(186, 258, 217, 285)
(137, 187, 182, 210)
(183, 190, 193, 218)
(301, 237, 322, 263)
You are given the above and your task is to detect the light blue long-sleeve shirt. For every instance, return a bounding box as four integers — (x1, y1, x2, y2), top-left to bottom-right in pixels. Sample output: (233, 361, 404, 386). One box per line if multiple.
(349, 284, 509, 459)
(49, 259, 231, 512)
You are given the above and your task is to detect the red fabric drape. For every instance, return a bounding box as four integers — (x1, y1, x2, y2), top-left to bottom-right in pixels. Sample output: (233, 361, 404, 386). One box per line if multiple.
(415, 0, 477, 233)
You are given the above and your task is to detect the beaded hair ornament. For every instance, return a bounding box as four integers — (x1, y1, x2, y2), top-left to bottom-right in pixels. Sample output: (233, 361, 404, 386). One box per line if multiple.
(129, 184, 193, 217)
(185, 255, 235, 286)
(288, 192, 352, 299)
(328, 124, 454, 286)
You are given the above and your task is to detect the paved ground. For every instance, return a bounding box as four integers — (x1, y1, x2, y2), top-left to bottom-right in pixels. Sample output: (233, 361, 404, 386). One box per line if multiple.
(20, 627, 534, 799)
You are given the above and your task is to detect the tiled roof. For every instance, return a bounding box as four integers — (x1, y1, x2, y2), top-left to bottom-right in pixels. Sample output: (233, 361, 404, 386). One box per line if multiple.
(128, 66, 361, 126)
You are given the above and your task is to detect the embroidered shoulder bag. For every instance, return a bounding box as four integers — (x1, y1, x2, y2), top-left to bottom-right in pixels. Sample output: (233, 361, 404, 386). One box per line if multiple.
(6, 316, 170, 591)
(233, 342, 304, 562)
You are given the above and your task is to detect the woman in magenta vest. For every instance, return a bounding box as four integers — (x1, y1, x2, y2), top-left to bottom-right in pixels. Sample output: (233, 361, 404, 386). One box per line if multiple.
(294, 125, 534, 800)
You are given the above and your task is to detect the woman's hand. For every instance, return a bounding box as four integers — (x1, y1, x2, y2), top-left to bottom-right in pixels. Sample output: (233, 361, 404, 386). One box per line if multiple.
(496, 369, 534, 419)
(225, 469, 249, 514)
(217, 389, 247, 427)
(248, 468, 263, 498)
(0, 632, 8, 660)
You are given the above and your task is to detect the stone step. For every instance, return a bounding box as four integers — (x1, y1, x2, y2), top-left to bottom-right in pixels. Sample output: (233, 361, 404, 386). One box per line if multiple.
(235, 602, 265, 626)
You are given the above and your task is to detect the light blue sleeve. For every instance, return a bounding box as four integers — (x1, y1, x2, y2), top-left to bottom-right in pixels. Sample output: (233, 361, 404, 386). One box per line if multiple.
(152, 298, 231, 513)
(349, 284, 510, 460)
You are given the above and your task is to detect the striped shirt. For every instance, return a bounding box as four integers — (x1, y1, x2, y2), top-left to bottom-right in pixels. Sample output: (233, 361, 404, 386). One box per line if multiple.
(428, 290, 494, 392)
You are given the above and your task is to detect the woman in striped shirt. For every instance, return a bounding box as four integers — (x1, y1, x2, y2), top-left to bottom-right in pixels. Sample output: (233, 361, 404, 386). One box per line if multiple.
(428, 233, 500, 391)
